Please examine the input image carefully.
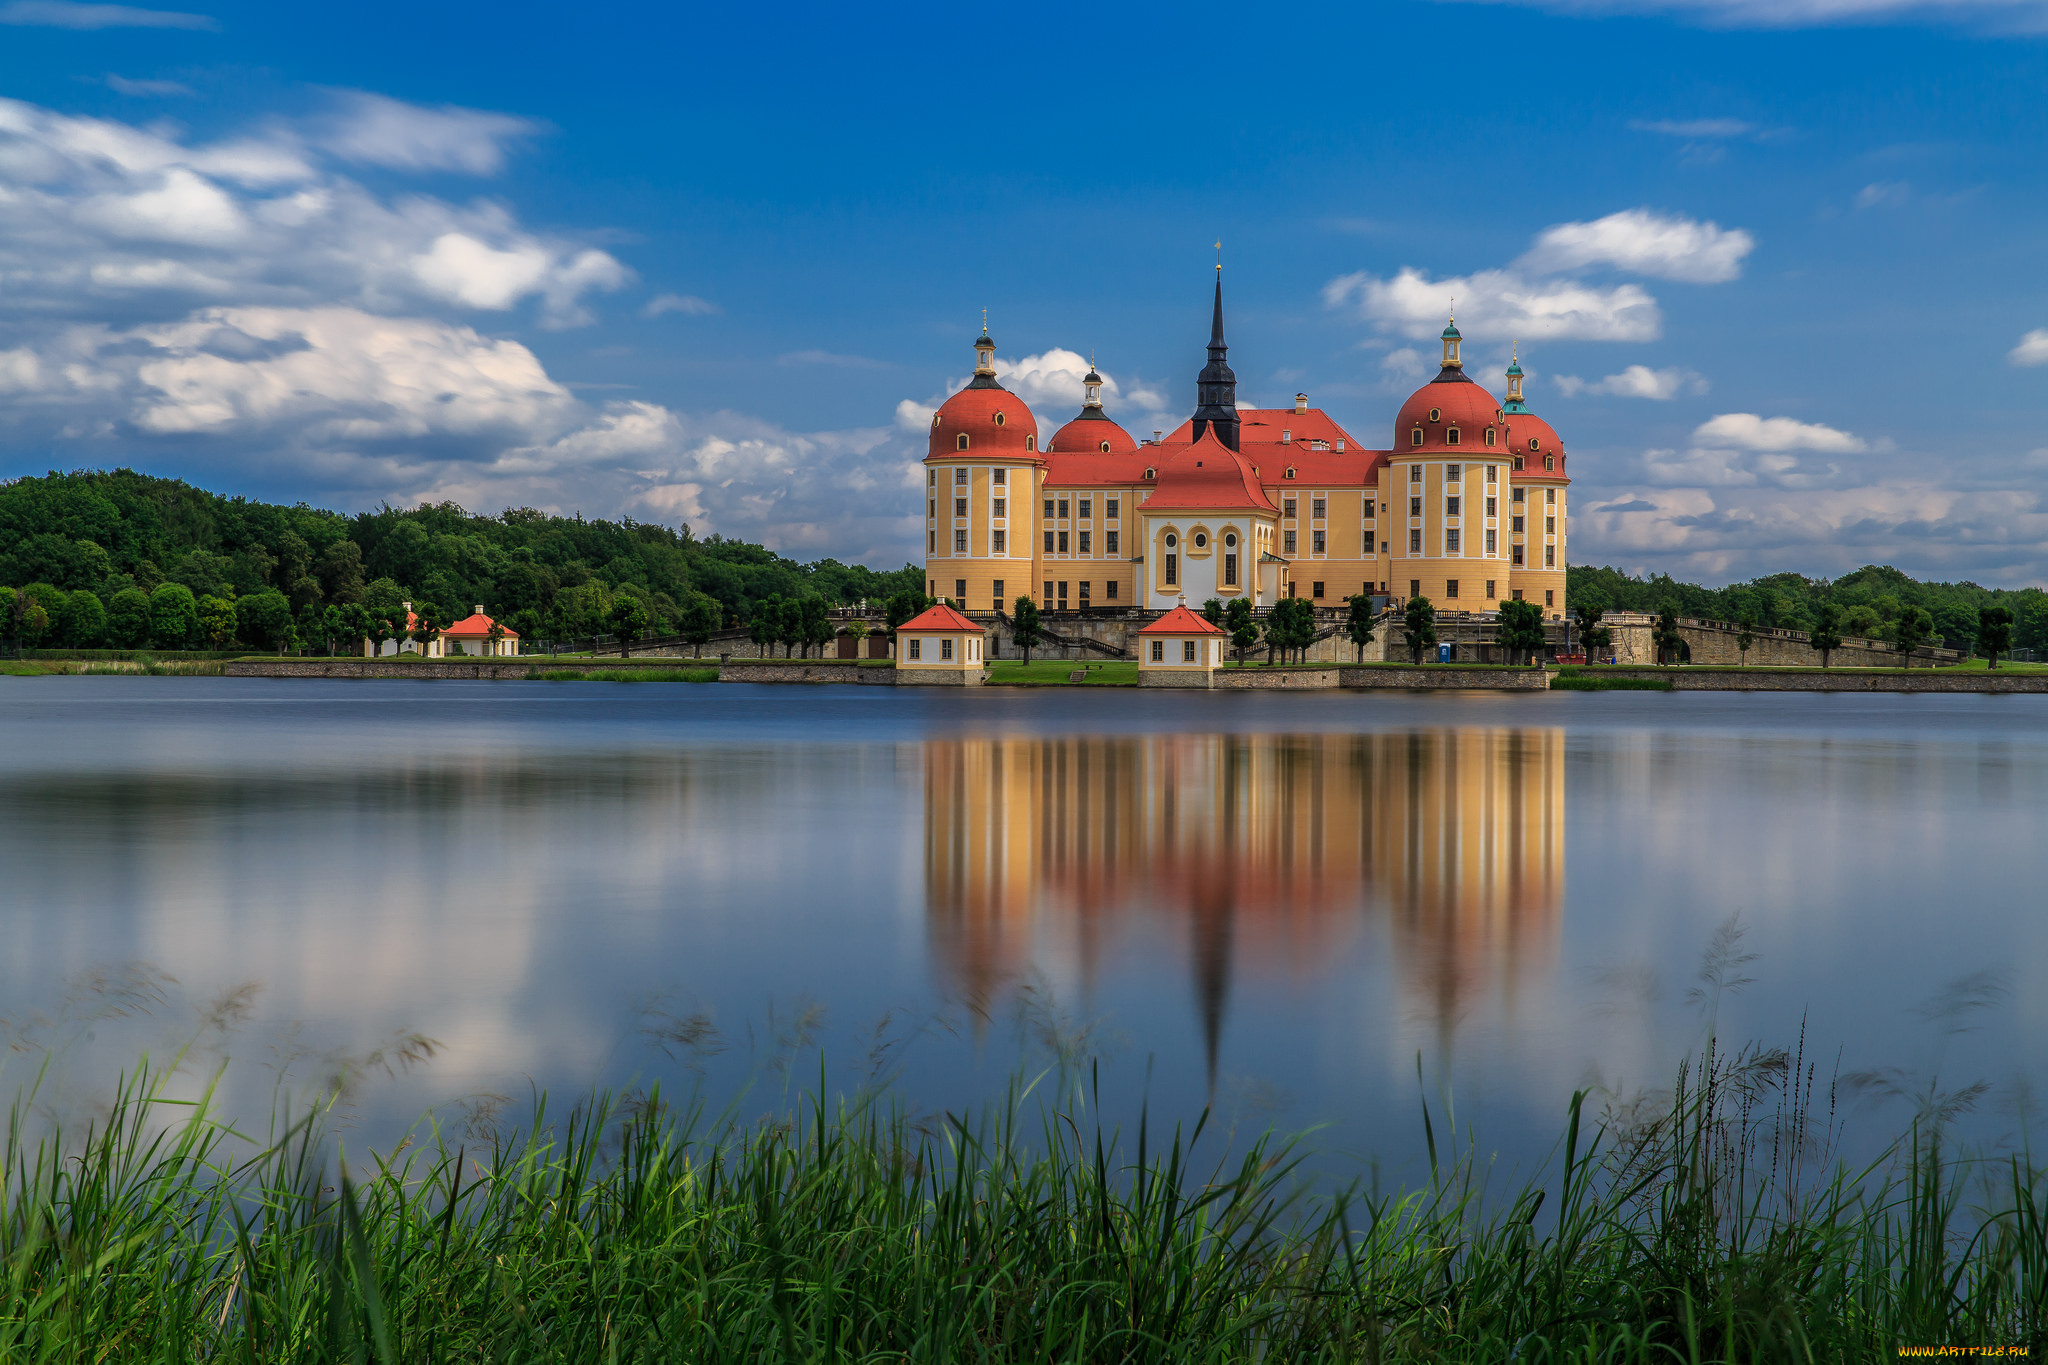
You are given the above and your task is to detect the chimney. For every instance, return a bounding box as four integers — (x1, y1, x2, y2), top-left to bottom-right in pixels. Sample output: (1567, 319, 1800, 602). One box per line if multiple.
(402, 600, 411, 611)
(475, 604, 485, 616)
(1295, 392, 1308, 415)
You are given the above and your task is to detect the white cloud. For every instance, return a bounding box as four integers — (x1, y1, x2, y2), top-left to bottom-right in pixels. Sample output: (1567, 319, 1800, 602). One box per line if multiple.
(101, 75, 195, 97)
(1628, 118, 1758, 138)
(2008, 329, 2048, 366)
(1380, 347, 1429, 385)
(1326, 266, 1662, 342)
(1517, 208, 1754, 283)
(1855, 180, 1911, 209)
(1434, 0, 2048, 32)
(315, 91, 540, 176)
(642, 293, 719, 318)
(0, 0, 214, 28)
(1692, 412, 1865, 451)
(1554, 364, 1707, 400)
(895, 348, 1171, 438)
(0, 94, 627, 327)
(895, 398, 937, 431)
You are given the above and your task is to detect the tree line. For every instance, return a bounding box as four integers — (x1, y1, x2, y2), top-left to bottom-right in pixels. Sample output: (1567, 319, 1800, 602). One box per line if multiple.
(1569, 562, 2048, 656)
(0, 469, 923, 652)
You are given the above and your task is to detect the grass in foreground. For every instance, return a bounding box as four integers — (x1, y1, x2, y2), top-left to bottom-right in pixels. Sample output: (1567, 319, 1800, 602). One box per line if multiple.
(987, 659, 1140, 685)
(2, 1042, 2043, 1363)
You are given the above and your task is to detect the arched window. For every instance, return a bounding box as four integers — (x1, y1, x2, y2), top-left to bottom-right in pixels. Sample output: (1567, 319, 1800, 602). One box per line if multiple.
(1285, 467, 1297, 479)
(1484, 428, 1496, 447)
(1446, 428, 1461, 445)
(1144, 467, 1156, 480)
(1099, 441, 1111, 453)
(956, 434, 969, 450)
(1545, 454, 1555, 471)
(1411, 429, 1424, 446)
(1025, 434, 1036, 451)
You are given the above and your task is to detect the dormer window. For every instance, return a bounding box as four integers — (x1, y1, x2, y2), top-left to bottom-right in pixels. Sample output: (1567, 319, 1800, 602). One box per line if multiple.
(1484, 428, 1496, 447)
(1025, 435, 1036, 451)
(1529, 437, 1539, 450)
(1513, 456, 1524, 471)
(931, 412, 940, 428)
(1285, 467, 1296, 479)
(1446, 428, 1461, 445)
(1411, 429, 1424, 446)
(956, 434, 969, 450)
(1429, 408, 1442, 423)
(1099, 441, 1111, 453)
(1144, 467, 1155, 480)
(993, 411, 1005, 426)
(1545, 454, 1556, 471)
(1282, 429, 1292, 443)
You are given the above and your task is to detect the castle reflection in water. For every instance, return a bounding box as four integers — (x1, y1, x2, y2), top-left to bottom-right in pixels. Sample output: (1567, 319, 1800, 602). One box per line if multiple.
(923, 730, 1565, 1075)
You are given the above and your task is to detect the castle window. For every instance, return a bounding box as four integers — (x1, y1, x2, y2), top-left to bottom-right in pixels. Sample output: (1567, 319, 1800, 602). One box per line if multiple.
(1513, 456, 1524, 471)
(1100, 441, 1112, 453)
(1409, 529, 1421, 554)
(1183, 640, 1197, 662)
(1313, 530, 1326, 554)
(1486, 465, 1497, 483)
(941, 639, 954, 660)
(1225, 533, 1237, 547)
(928, 469, 935, 485)
(1282, 429, 1291, 443)
(1044, 499, 1055, 518)
(1285, 467, 1296, 479)
(992, 498, 1005, 517)
(1410, 465, 1421, 483)
(1144, 467, 1155, 480)
(1194, 532, 1207, 548)
(1058, 498, 1069, 518)
(1546, 545, 1556, 567)
(1151, 640, 1164, 662)
(994, 411, 1005, 426)
(1411, 429, 1424, 446)
(1484, 428, 1496, 447)
(908, 639, 921, 660)
(1312, 498, 1326, 519)
(1545, 454, 1556, 471)
(1446, 465, 1460, 483)
(1044, 531, 1054, 552)
(1026, 435, 1035, 450)
(1446, 580, 1459, 599)
(1106, 498, 1119, 519)
(1546, 488, 1556, 504)
(1512, 546, 1525, 565)
(1079, 531, 1092, 553)
(1165, 533, 1177, 548)
(992, 530, 1006, 553)
(1529, 437, 1539, 450)
(993, 468, 1005, 484)
(1445, 529, 1460, 554)
(1429, 408, 1441, 422)
(1446, 428, 1461, 445)
(957, 434, 969, 450)
(1105, 530, 1119, 555)
(1284, 531, 1297, 555)
(956, 468, 968, 484)
(1164, 554, 1177, 585)
(1284, 498, 1297, 519)
(1224, 553, 1237, 585)
(1486, 579, 1496, 598)
(1485, 529, 1497, 554)
(954, 497, 967, 516)
(954, 530, 967, 553)
(1106, 580, 1118, 599)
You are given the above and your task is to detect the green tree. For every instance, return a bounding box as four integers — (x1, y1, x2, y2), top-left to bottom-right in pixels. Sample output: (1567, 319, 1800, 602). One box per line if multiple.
(336, 603, 373, 657)
(1653, 605, 1687, 665)
(1734, 615, 1757, 667)
(1202, 598, 1225, 628)
(64, 590, 106, 648)
(1344, 594, 1377, 663)
(298, 603, 333, 656)
(18, 584, 63, 647)
(409, 603, 443, 658)
(148, 583, 198, 650)
(1841, 604, 1884, 639)
(1807, 603, 1842, 670)
(107, 587, 152, 648)
(1494, 599, 1547, 665)
(841, 618, 869, 661)
(608, 593, 651, 658)
(799, 594, 834, 658)
(0, 586, 14, 645)
(1892, 605, 1934, 667)
(1978, 605, 2015, 669)
(486, 615, 507, 657)
(236, 590, 295, 654)
(198, 595, 239, 649)
(681, 593, 721, 656)
(774, 596, 804, 658)
(748, 597, 782, 658)
(1224, 597, 1258, 665)
(1285, 597, 1319, 662)
(1011, 595, 1043, 665)
(1401, 596, 1438, 664)
(1576, 603, 1613, 661)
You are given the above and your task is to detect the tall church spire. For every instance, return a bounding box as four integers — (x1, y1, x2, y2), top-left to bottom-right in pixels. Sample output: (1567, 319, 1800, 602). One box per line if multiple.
(1191, 260, 1240, 450)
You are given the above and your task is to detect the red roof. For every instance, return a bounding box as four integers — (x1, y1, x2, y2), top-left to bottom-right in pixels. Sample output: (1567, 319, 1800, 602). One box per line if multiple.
(1047, 412, 1137, 455)
(1136, 604, 1226, 637)
(442, 609, 518, 639)
(927, 385, 1040, 462)
(1394, 371, 1506, 453)
(1504, 411, 1567, 477)
(1139, 430, 1277, 513)
(899, 603, 982, 632)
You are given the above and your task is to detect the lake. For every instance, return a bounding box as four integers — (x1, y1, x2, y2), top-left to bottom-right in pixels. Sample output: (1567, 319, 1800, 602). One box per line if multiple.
(2, 678, 2042, 1170)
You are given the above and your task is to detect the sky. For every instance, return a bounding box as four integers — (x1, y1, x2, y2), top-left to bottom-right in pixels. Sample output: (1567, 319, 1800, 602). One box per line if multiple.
(3, 0, 2048, 585)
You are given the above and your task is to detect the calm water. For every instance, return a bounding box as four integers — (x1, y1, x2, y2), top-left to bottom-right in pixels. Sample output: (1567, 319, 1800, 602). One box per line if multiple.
(2, 678, 2044, 1165)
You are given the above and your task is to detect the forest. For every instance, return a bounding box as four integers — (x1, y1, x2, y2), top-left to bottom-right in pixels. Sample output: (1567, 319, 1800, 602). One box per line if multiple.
(1567, 562, 2048, 653)
(0, 468, 922, 651)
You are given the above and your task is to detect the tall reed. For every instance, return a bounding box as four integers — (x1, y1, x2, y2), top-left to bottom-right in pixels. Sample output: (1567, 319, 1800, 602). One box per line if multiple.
(1, 1044, 2041, 1362)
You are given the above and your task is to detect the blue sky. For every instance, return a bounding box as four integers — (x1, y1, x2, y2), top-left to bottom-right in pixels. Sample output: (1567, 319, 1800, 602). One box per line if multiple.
(3, 0, 2048, 584)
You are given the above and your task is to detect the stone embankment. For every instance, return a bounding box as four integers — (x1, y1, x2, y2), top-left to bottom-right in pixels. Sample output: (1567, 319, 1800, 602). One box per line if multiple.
(714, 660, 897, 684)
(226, 658, 538, 679)
(1583, 667, 2048, 693)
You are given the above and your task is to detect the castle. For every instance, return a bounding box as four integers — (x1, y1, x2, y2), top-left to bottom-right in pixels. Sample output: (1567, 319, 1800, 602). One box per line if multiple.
(921, 275, 1569, 619)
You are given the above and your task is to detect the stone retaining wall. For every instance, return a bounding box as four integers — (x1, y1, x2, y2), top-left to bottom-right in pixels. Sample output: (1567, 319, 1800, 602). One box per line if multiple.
(1213, 668, 1342, 689)
(1337, 665, 1550, 690)
(1138, 671, 1220, 688)
(225, 659, 536, 679)
(1584, 666, 2048, 693)
(716, 661, 896, 684)
(894, 667, 978, 687)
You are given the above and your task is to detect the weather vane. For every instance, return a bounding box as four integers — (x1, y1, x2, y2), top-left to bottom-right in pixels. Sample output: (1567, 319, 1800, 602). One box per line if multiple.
(980, 307, 988, 337)
(1215, 240, 1222, 272)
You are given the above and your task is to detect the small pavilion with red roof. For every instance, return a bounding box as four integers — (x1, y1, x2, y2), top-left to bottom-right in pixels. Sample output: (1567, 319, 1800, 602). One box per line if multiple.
(1135, 601, 1227, 686)
(895, 601, 986, 684)
(441, 605, 520, 658)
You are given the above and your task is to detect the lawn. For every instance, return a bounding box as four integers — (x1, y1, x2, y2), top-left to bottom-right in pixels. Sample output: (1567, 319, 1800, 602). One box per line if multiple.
(986, 659, 1139, 685)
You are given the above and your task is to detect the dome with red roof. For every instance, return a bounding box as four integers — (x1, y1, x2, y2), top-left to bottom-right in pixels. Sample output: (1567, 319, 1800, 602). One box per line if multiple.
(1046, 363, 1136, 455)
(1503, 410, 1565, 472)
(1394, 370, 1504, 454)
(927, 333, 1042, 460)
(1142, 430, 1276, 513)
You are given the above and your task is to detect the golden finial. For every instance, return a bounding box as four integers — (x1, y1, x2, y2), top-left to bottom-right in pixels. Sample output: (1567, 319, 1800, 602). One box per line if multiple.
(1215, 240, 1222, 272)
(980, 307, 988, 337)
(1449, 297, 1455, 324)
